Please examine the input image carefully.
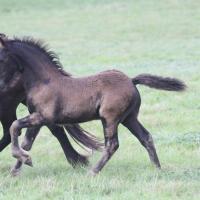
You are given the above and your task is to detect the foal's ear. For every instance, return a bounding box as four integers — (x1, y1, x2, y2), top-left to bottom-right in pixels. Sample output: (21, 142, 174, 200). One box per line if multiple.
(0, 37, 6, 49)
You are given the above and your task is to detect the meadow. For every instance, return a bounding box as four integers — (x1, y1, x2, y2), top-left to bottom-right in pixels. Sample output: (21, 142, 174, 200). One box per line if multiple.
(0, 0, 199, 199)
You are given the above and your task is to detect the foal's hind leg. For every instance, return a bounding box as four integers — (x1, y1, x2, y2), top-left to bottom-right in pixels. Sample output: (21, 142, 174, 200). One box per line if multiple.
(21, 127, 41, 151)
(123, 116, 161, 168)
(89, 120, 119, 176)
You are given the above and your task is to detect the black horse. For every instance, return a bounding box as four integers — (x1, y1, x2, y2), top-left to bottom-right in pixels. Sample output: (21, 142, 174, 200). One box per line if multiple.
(0, 34, 103, 175)
(0, 36, 186, 176)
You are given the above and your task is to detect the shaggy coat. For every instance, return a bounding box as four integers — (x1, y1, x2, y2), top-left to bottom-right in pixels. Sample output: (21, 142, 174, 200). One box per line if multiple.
(0, 36, 186, 176)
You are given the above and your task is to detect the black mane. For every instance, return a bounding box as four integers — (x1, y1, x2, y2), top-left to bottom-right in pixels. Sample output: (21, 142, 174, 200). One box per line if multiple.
(8, 37, 71, 76)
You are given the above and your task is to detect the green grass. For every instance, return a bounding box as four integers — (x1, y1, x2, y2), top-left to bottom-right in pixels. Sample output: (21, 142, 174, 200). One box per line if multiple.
(0, 0, 200, 199)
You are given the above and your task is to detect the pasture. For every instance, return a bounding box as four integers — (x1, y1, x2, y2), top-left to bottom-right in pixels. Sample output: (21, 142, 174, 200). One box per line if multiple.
(0, 0, 199, 199)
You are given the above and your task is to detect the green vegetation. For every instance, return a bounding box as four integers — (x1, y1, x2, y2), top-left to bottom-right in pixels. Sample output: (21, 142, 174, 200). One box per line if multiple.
(0, 0, 199, 199)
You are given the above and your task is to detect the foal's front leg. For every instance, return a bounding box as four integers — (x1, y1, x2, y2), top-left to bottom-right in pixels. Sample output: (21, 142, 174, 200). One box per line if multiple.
(9, 113, 44, 170)
(11, 126, 41, 176)
(21, 126, 41, 151)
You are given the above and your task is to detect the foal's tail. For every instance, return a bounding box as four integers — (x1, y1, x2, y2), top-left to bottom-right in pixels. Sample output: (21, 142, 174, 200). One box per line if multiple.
(132, 74, 186, 91)
(64, 124, 104, 151)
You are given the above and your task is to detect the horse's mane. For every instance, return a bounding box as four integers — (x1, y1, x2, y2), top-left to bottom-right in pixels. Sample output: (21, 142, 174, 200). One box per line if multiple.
(8, 37, 71, 76)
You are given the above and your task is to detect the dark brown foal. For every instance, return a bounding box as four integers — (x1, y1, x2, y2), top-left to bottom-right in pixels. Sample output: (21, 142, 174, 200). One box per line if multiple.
(0, 37, 186, 176)
(0, 36, 103, 175)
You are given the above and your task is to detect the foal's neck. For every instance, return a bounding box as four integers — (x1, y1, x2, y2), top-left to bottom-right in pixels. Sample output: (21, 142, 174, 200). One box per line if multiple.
(14, 46, 61, 89)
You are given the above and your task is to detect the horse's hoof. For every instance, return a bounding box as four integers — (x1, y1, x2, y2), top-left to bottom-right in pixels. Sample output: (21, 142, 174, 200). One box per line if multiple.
(10, 167, 21, 177)
(157, 165, 161, 170)
(77, 156, 89, 167)
(87, 170, 98, 177)
(81, 157, 89, 166)
(24, 157, 33, 167)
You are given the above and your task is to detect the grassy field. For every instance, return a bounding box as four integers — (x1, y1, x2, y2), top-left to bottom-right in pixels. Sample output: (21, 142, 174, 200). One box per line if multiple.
(0, 0, 200, 199)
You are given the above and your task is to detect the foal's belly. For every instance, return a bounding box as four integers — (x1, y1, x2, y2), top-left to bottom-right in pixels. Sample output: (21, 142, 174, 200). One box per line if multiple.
(57, 101, 99, 123)
(55, 86, 101, 123)
(57, 113, 99, 124)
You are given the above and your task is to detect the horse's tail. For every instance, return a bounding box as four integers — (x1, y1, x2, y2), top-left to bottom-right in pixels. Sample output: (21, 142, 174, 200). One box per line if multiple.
(64, 124, 104, 152)
(132, 74, 186, 91)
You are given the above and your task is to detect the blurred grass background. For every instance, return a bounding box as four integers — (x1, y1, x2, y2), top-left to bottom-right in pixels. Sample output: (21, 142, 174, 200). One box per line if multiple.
(0, 0, 199, 199)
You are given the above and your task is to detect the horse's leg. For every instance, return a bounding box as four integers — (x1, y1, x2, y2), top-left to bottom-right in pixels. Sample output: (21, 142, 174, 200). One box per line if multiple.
(122, 116, 161, 168)
(9, 113, 45, 172)
(89, 120, 119, 176)
(23, 125, 89, 166)
(48, 125, 88, 167)
(0, 114, 16, 152)
(11, 126, 41, 176)
(21, 127, 41, 150)
(22, 125, 88, 167)
(11, 124, 89, 176)
(0, 122, 11, 152)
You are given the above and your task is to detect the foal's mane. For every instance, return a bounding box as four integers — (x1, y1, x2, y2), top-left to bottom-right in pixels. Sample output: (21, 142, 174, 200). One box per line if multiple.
(8, 37, 71, 76)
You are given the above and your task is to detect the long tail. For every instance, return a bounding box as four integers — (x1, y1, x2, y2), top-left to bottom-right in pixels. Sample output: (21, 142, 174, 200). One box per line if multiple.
(132, 74, 186, 91)
(64, 124, 104, 152)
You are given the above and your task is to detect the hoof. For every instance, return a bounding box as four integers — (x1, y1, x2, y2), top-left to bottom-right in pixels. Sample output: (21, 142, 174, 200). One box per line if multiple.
(87, 170, 98, 177)
(77, 156, 89, 167)
(10, 167, 21, 177)
(157, 165, 161, 169)
(70, 155, 89, 168)
(81, 157, 89, 166)
(24, 157, 33, 167)
(155, 163, 161, 169)
(12, 149, 32, 166)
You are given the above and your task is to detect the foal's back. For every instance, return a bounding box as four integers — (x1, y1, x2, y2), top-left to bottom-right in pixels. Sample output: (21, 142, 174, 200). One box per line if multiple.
(59, 69, 134, 94)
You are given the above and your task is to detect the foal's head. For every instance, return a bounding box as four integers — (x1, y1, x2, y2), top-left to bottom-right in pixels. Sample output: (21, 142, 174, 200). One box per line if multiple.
(0, 35, 71, 89)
